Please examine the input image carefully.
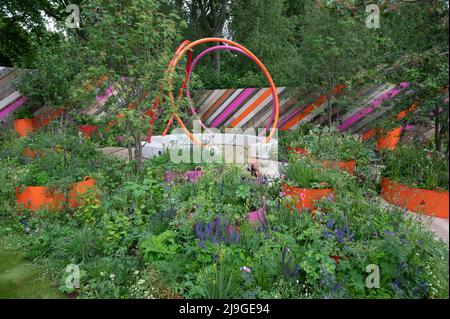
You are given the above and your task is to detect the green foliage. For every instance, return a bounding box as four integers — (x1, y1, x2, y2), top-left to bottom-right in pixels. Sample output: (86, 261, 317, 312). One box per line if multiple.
(69, 0, 183, 171)
(383, 144, 449, 191)
(13, 132, 110, 190)
(51, 226, 104, 264)
(1, 0, 449, 301)
(284, 157, 334, 189)
(18, 37, 82, 109)
(74, 191, 102, 225)
(141, 230, 179, 262)
(12, 108, 33, 120)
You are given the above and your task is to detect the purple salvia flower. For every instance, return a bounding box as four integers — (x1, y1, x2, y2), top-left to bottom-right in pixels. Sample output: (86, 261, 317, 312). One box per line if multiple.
(215, 215, 221, 237)
(326, 218, 335, 229)
(230, 228, 235, 242)
(195, 222, 203, 239)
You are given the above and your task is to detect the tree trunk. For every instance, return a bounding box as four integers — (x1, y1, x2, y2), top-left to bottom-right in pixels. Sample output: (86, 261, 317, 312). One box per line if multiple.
(327, 79, 334, 127)
(446, 141, 449, 163)
(435, 106, 441, 153)
(128, 143, 133, 163)
(134, 138, 142, 173)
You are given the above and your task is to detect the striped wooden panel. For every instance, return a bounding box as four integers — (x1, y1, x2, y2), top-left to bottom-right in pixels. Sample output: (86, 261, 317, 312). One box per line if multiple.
(2, 66, 436, 141)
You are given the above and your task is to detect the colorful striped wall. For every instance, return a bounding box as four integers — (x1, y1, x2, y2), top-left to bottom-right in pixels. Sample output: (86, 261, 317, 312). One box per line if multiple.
(191, 82, 411, 135)
(0, 67, 29, 126)
(2, 66, 442, 140)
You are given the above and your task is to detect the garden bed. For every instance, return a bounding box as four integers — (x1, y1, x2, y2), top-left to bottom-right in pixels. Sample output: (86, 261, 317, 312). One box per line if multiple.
(381, 177, 449, 219)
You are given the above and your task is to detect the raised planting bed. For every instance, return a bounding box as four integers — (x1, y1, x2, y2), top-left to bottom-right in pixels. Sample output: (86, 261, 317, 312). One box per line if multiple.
(361, 128, 376, 141)
(14, 119, 35, 137)
(285, 127, 372, 175)
(377, 127, 403, 150)
(15, 186, 65, 211)
(21, 147, 44, 159)
(67, 176, 97, 208)
(15, 176, 97, 211)
(318, 159, 356, 175)
(282, 184, 335, 210)
(248, 196, 266, 226)
(287, 145, 356, 174)
(382, 145, 449, 218)
(282, 158, 336, 211)
(381, 177, 449, 219)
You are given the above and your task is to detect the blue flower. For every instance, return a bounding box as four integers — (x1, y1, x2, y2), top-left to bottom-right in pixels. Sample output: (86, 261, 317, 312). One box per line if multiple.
(326, 218, 335, 229)
(195, 222, 203, 239)
(323, 230, 333, 240)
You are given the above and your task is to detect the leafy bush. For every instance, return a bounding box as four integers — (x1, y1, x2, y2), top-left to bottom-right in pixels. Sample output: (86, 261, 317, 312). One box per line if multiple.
(141, 230, 179, 262)
(284, 157, 335, 189)
(12, 108, 33, 120)
(383, 144, 449, 190)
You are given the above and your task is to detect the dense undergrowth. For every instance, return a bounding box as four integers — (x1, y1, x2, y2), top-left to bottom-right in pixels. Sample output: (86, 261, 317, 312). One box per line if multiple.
(0, 125, 448, 299)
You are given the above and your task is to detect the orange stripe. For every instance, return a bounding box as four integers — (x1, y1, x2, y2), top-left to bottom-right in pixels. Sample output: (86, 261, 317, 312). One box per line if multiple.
(230, 88, 272, 128)
(281, 84, 346, 131)
(201, 89, 233, 121)
(361, 128, 376, 141)
(281, 96, 326, 131)
(396, 102, 418, 120)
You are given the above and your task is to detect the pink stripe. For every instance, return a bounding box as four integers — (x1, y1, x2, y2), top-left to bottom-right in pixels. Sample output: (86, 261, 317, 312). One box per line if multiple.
(338, 82, 409, 132)
(210, 88, 255, 128)
(96, 86, 114, 105)
(278, 100, 312, 128)
(0, 96, 28, 119)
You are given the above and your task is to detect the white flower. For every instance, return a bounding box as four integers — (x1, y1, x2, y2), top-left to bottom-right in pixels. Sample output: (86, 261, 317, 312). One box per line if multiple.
(240, 266, 251, 273)
(134, 270, 140, 275)
(109, 274, 115, 280)
(138, 279, 145, 285)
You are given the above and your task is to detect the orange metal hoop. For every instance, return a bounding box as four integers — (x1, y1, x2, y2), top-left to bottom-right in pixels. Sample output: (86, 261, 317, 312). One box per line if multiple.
(165, 38, 279, 145)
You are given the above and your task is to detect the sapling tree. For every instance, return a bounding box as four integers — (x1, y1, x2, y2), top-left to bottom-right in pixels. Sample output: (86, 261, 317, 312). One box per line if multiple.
(377, 1, 449, 155)
(18, 36, 82, 132)
(71, 0, 184, 173)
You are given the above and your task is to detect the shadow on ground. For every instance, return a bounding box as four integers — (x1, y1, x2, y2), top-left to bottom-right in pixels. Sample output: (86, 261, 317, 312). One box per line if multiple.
(0, 247, 66, 299)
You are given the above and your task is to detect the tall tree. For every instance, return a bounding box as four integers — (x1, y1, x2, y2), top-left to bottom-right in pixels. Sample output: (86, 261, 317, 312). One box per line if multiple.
(375, 0, 449, 154)
(296, 0, 378, 126)
(71, 0, 182, 172)
(0, 0, 85, 67)
(230, 0, 301, 87)
(182, 0, 230, 76)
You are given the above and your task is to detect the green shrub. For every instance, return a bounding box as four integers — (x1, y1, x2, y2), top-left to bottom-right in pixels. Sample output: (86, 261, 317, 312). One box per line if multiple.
(383, 144, 449, 190)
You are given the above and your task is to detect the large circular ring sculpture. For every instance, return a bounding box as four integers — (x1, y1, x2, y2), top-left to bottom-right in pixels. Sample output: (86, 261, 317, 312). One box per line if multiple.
(184, 45, 277, 136)
(165, 38, 279, 146)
